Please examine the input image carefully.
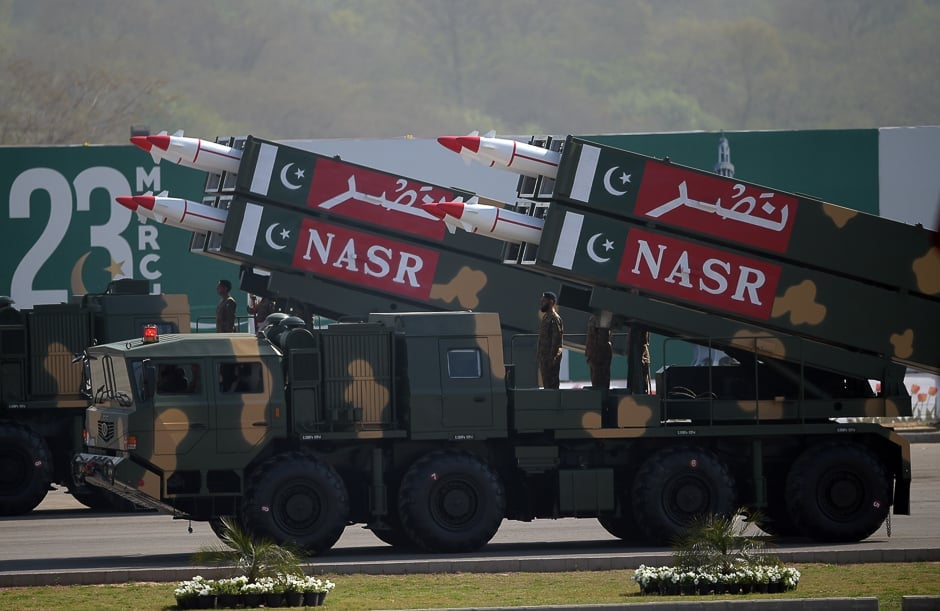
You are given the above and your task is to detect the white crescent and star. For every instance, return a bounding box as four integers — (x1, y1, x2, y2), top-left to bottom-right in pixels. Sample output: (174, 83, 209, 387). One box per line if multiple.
(603, 166, 631, 196)
(279, 163, 304, 190)
(586, 233, 615, 263)
(265, 223, 290, 250)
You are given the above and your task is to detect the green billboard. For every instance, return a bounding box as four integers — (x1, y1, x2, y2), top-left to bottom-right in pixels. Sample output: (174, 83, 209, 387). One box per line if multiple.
(0, 145, 242, 325)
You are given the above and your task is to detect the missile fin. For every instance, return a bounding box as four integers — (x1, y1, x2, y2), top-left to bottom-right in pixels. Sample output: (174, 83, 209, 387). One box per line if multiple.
(441, 217, 459, 234)
(483, 130, 496, 138)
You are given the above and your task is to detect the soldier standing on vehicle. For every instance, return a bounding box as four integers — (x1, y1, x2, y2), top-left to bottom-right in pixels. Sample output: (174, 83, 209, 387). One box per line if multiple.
(248, 295, 275, 329)
(216, 279, 237, 332)
(585, 314, 612, 390)
(537, 291, 564, 389)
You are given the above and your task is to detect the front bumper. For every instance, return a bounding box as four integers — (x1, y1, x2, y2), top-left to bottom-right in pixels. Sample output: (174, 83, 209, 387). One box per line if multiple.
(72, 453, 180, 516)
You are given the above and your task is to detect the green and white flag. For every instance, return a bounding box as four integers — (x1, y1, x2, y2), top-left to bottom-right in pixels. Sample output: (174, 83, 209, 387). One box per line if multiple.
(549, 209, 623, 283)
(238, 140, 316, 207)
(233, 201, 302, 267)
(558, 140, 647, 215)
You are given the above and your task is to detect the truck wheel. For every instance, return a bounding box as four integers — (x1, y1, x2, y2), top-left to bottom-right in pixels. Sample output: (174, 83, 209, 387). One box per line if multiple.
(785, 441, 891, 542)
(631, 446, 736, 545)
(242, 453, 349, 555)
(398, 451, 505, 553)
(0, 423, 53, 516)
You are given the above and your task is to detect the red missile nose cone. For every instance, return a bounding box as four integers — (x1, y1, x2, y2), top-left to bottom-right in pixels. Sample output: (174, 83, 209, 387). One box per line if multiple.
(436, 201, 466, 219)
(146, 135, 172, 152)
(133, 195, 156, 211)
(420, 203, 447, 219)
(130, 136, 152, 152)
(115, 196, 138, 211)
(455, 136, 481, 153)
(437, 136, 464, 154)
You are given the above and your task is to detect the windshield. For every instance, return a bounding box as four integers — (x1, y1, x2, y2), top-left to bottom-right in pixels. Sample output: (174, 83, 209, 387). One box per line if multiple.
(87, 353, 135, 407)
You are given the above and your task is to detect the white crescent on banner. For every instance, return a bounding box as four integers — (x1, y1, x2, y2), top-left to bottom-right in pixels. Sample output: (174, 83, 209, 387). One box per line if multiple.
(586, 233, 611, 263)
(280, 163, 302, 190)
(265, 223, 287, 250)
(603, 166, 629, 196)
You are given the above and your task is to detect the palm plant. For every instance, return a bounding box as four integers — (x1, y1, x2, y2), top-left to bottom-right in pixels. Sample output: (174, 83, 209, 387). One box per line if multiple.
(670, 509, 777, 574)
(193, 516, 304, 582)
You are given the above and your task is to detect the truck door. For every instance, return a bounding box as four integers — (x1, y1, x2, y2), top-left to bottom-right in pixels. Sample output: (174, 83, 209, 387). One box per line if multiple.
(439, 338, 493, 429)
(153, 362, 209, 456)
(213, 359, 279, 453)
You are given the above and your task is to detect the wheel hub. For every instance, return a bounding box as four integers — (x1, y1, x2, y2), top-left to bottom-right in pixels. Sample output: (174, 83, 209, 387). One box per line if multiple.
(432, 480, 477, 528)
(822, 472, 864, 517)
(277, 483, 321, 531)
(667, 475, 709, 517)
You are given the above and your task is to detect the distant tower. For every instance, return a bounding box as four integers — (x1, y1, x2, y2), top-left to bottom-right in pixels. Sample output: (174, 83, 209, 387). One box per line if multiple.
(694, 133, 736, 367)
(714, 133, 735, 178)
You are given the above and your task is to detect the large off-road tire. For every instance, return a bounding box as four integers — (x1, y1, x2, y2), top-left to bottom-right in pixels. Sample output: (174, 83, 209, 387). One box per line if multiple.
(785, 441, 891, 542)
(242, 453, 349, 555)
(398, 450, 505, 553)
(0, 423, 53, 516)
(631, 445, 737, 545)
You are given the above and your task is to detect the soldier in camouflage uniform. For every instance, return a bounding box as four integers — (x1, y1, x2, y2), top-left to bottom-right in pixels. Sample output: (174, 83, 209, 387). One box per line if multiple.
(585, 314, 612, 390)
(536, 291, 564, 389)
(216, 279, 237, 332)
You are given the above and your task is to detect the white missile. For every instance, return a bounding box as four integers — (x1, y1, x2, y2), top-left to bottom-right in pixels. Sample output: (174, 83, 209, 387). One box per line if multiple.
(130, 131, 243, 175)
(116, 195, 228, 235)
(421, 199, 544, 244)
(437, 132, 561, 179)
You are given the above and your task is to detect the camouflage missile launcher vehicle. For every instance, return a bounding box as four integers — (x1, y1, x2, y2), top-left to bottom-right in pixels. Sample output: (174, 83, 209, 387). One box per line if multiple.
(76, 309, 910, 553)
(0, 279, 189, 515)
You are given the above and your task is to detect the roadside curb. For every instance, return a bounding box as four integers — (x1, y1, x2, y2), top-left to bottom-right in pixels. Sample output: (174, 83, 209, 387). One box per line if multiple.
(2, 546, 939, 587)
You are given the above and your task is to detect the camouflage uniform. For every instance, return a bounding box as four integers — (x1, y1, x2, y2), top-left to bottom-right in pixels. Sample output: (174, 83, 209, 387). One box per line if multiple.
(537, 308, 564, 389)
(248, 297, 276, 327)
(216, 296, 237, 332)
(585, 315, 612, 390)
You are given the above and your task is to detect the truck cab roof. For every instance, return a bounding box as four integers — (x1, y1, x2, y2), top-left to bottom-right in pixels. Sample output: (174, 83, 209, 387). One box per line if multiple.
(90, 333, 281, 359)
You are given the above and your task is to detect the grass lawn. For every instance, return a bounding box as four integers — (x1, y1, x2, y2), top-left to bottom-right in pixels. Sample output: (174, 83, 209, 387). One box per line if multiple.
(0, 562, 938, 610)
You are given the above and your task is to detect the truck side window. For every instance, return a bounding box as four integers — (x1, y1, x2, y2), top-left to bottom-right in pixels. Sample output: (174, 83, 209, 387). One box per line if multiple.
(157, 363, 199, 394)
(219, 362, 264, 394)
(447, 349, 481, 379)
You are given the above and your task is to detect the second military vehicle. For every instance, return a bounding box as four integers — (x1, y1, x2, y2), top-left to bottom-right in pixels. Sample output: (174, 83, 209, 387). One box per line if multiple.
(0, 280, 189, 515)
(76, 309, 910, 553)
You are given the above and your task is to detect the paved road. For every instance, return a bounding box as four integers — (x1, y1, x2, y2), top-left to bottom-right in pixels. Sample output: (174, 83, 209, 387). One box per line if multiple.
(1, 440, 937, 585)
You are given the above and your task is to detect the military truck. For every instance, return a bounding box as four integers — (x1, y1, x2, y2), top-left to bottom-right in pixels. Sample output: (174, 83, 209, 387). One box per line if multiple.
(76, 128, 938, 551)
(0, 280, 189, 515)
(76, 306, 912, 553)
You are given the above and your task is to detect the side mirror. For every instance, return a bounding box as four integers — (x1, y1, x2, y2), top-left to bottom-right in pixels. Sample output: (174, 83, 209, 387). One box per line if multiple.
(142, 359, 156, 401)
